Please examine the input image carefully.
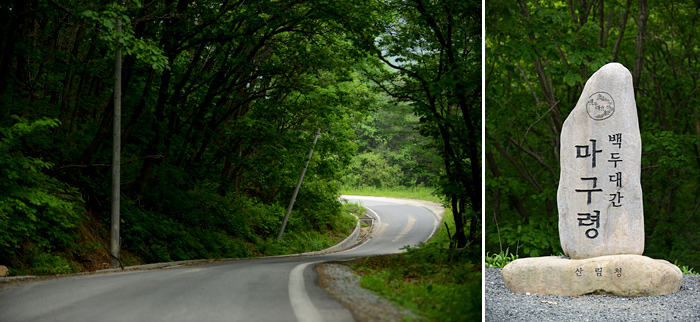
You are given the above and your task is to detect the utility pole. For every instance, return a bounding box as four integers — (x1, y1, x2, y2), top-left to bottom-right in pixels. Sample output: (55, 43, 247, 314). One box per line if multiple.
(110, 17, 122, 268)
(277, 128, 321, 241)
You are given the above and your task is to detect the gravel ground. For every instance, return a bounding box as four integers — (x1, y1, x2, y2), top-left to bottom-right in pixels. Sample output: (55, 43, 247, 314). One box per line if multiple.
(316, 263, 419, 322)
(486, 268, 700, 321)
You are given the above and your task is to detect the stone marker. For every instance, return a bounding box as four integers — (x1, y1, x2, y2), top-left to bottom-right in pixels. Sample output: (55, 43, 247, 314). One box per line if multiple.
(501, 63, 683, 298)
(501, 255, 682, 297)
(557, 62, 644, 259)
(0, 265, 7, 277)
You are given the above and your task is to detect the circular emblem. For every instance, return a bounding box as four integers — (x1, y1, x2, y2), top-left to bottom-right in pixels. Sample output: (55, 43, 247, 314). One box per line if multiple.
(586, 92, 615, 120)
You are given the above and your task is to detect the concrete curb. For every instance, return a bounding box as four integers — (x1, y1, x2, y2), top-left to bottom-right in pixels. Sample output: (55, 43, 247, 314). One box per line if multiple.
(0, 215, 366, 282)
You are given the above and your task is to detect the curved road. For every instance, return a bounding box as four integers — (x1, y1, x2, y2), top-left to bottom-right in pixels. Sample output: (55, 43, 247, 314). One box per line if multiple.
(0, 196, 442, 322)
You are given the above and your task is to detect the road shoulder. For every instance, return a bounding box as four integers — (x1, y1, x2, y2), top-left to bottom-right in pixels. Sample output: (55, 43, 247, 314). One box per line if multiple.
(316, 263, 418, 322)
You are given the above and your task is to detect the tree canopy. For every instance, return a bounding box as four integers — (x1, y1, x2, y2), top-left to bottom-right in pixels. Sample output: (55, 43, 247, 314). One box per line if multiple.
(0, 0, 482, 273)
(0, 0, 381, 272)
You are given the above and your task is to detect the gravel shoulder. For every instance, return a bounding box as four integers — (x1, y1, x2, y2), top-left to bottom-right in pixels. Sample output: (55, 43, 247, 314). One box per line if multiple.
(316, 263, 418, 322)
(486, 268, 700, 321)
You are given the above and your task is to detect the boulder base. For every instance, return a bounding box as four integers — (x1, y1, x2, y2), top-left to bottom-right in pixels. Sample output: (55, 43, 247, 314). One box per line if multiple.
(501, 255, 682, 297)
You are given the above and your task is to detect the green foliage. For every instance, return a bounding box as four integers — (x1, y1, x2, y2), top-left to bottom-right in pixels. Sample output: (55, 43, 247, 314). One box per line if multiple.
(674, 261, 698, 275)
(341, 202, 366, 219)
(119, 201, 253, 262)
(79, 2, 169, 71)
(116, 176, 358, 262)
(489, 214, 561, 258)
(345, 97, 442, 189)
(26, 251, 80, 276)
(342, 152, 403, 188)
(0, 117, 84, 274)
(485, 249, 519, 268)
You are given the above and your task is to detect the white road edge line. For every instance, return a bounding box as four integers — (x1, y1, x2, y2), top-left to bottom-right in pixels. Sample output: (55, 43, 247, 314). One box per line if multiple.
(365, 206, 385, 236)
(289, 261, 324, 322)
(366, 207, 381, 226)
(424, 207, 441, 241)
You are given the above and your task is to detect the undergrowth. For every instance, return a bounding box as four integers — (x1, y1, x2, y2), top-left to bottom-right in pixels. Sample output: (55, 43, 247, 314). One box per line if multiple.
(351, 244, 481, 322)
(674, 260, 699, 275)
(485, 249, 519, 268)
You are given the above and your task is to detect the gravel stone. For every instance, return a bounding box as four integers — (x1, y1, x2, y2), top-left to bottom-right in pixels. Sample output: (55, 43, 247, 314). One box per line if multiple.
(486, 268, 700, 321)
(316, 263, 418, 322)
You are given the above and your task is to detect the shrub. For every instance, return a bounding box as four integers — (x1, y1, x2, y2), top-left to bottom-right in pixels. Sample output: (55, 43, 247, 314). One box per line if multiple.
(342, 152, 402, 188)
(488, 214, 561, 258)
(0, 117, 84, 273)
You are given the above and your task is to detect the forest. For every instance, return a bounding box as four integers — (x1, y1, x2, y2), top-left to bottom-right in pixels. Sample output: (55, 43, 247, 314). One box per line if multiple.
(0, 0, 480, 275)
(486, 0, 700, 268)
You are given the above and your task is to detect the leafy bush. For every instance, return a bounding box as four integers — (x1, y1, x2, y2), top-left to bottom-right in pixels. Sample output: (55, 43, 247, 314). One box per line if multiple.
(285, 178, 354, 234)
(488, 214, 561, 258)
(27, 251, 80, 276)
(119, 196, 254, 262)
(342, 152, 402, 188)
(118, 177, 355, 262)
(0, 116, 361, 273)
(0, 117, 84, 273)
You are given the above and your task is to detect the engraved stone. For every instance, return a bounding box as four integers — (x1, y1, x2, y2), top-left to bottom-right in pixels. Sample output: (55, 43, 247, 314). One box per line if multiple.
(502, 63, 681, 298)
(557, 62, 644, 259)
(501, 255, 682, 297)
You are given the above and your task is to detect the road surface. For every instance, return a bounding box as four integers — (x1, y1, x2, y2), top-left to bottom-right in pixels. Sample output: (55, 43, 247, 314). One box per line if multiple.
(0, 196, 441, 322)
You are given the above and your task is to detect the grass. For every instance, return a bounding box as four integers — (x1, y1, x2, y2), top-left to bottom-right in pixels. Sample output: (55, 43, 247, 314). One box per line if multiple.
(674, 260, 699, 275)
(485, 249, 519, 268)
(352, 248, 481, 322)
(347, 205, 482, 321)
(341, 185, 442, 203)
(260, 205, 358, 256)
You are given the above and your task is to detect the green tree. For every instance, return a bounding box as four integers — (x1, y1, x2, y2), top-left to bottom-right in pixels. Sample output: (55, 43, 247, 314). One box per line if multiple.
(358, 0, 482, 249)
(346, 93, 442, 189)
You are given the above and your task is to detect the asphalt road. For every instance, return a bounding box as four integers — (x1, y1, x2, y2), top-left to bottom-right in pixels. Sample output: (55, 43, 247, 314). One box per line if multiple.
(0, 196, 442, 322)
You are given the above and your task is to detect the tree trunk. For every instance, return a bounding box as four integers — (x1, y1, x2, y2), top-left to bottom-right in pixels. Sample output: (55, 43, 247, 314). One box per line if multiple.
(0, 0, 26, 97)
(611, 0, 632, 61)
(633, 0, 647, 92)
(451, 196, 468, 249)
